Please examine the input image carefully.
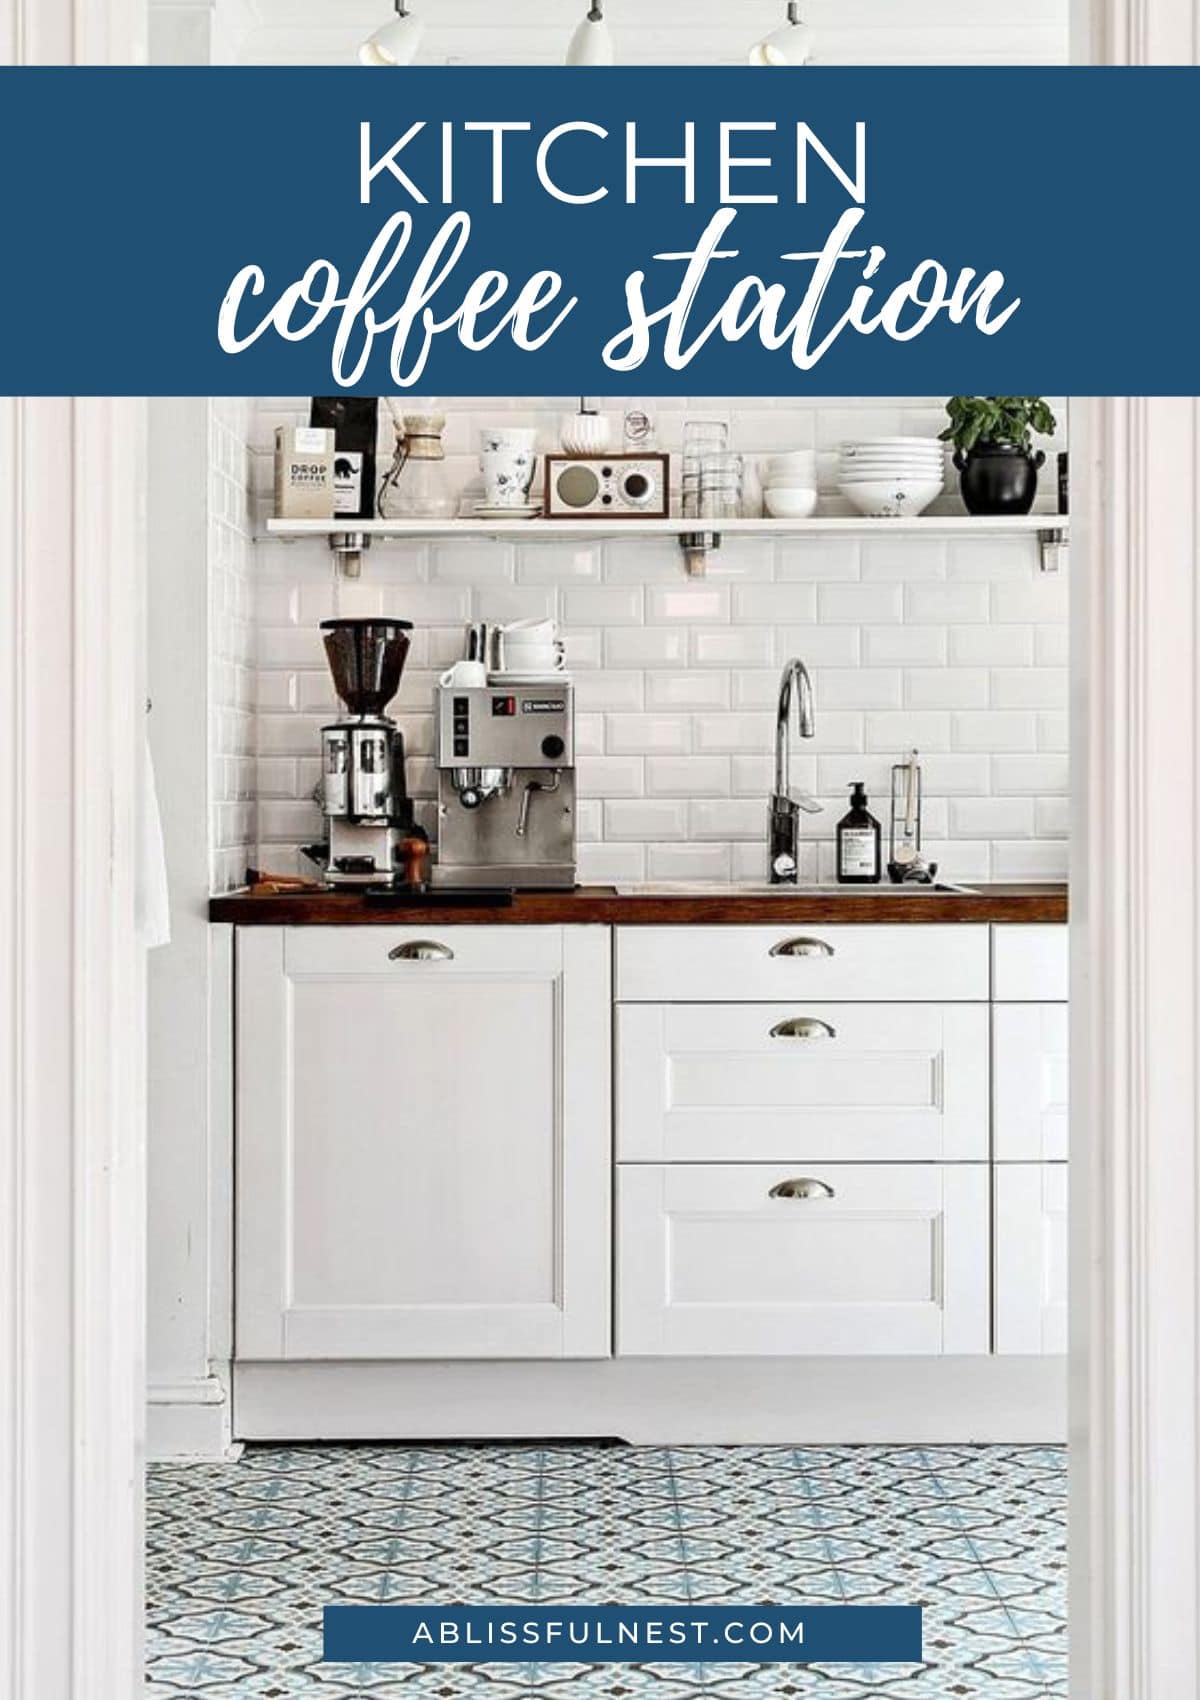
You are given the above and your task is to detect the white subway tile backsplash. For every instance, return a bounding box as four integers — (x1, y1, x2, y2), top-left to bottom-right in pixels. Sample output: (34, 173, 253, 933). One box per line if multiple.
(516, 542, 603, 584)
(646, 584, 730, 624)
(576, 756, 644, 798)
(1037, 712, 1069, 752)
(578, 843, 646, 884)
(694, 714, 777, 755)
(646, 671, 730, 711)
(864, 712, 952, 753)
(689, 627, 773, 668)
(235, 397, 1070, 886)
(606, 715, 692, 755)
(777, 539, 860, 582)
(776, 625, 862, 666)
(689, 799, 765, 841)
(732, 584, 818, 624)
(646, 842, 732, 883)
(574, 670, 645, 711)
(604, 799, 689, 841)
(904, 669, 989, 710)
(817, 669, 903, 710)
(905, 583, 990, 625)
(860, 540, 947, 582)
(863, 625, 946, 666)
(646, 756, 731, 797)
(990, 668, 1069, 709)
(605, 627, 688, 669)
(818, 583, 903, 624)
(992, 839, 1070, 881)
(952, 711, 1038, 752)
(948, 625, 1035, 667)
(564, 585, 644, 626)
(951, 797, 1035, 838)
(992, 754, 1070, 794)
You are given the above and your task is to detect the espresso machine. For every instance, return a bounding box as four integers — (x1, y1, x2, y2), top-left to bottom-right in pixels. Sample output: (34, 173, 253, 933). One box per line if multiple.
(305, 618, 413, 886)
(434, 682, 576, 888)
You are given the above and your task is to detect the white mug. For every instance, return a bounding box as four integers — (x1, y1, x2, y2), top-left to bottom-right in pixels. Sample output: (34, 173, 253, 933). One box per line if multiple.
(440, 659, 489, 689)
(481, 448, 537, 508)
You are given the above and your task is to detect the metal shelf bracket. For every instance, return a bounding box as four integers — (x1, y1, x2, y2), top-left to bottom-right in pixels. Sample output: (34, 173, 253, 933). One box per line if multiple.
(679, 530, 722, 576)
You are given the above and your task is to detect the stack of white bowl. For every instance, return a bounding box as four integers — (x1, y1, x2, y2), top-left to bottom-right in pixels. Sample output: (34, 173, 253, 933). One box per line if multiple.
(837, 438, 945, 518)
(762, 450, 818, 519)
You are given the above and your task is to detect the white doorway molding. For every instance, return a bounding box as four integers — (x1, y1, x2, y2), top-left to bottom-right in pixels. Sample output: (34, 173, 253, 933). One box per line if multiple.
(1070, 18, 1200, 1700)
(1, 0, 148, 1688)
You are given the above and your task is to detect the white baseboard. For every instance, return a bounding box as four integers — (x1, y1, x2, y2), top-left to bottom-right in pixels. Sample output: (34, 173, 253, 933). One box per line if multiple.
(234, 1357, 1066, 1446)
(146, 1371, 236, 1460)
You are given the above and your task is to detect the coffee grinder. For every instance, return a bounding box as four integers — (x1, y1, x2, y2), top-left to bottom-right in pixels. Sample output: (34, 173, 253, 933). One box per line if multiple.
(305, 618, 413, 886)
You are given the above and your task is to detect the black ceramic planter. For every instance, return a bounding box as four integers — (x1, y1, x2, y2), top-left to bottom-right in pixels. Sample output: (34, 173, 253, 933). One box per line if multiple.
(953, 443, 1045, 516)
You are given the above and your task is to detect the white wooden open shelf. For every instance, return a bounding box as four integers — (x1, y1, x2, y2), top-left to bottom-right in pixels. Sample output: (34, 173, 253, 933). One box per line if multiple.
(264, 514, 1068, 543)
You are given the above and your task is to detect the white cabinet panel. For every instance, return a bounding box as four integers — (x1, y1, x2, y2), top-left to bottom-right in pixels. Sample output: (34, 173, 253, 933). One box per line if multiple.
(616, 925, 990, 1004)
(992, 924, 1069, 1001)
(617, 1002, 988, 1163)
(617, 1163, 989, 1357)
(995, 1164, 1068, 1354)
(994, 1003, 1069, 1161)
(236, 926, 611, 1360)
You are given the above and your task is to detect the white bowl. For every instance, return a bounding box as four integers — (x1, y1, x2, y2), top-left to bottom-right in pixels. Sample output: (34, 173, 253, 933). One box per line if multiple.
(839, 452, 944, 467)
(839, 468, 945, 483)
(765, 450, 817, 476)
(764, 487, 819, 519)
(841, 437, 943, 453)
(839, 478, 943, 518)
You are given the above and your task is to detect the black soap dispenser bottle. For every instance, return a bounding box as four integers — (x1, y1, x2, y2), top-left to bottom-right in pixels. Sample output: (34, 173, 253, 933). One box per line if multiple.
(837, 781, 882, 884)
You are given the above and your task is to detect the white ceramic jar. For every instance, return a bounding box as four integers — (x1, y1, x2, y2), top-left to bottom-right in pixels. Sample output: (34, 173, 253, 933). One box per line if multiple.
(560, 408, 611, 454)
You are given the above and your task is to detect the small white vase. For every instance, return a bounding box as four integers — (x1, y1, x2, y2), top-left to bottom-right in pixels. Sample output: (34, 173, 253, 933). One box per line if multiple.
(560, 410, 611, 454)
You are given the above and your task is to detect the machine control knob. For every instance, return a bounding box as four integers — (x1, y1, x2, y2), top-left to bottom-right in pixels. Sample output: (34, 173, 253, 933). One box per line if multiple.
(541, 735, 566, 759)
(459, 788, 483, 809)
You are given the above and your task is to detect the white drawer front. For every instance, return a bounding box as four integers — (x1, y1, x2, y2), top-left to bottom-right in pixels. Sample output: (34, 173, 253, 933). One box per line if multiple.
(283, 924, 566, 980)
(995, 1164, 1068, 1355)
(994, 1004, 1069, 1161)
(616, 925, 990, 1003)
(992, 925, 1069, 1001)
(617, 1003, 989, 1163)
(617, 1163, 989, 1357)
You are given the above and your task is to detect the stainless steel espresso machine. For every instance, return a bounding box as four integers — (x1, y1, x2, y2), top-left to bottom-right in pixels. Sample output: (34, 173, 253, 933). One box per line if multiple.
(434, 682, 576, 888)
(304, 618, 413, 886)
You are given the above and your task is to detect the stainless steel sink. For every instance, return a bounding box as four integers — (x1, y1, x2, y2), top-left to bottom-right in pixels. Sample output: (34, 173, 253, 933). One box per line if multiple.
(614, 881, 979, 897)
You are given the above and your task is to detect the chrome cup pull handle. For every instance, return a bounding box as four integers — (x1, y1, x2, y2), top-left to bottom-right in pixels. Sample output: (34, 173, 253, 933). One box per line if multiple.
(769, 1177, 836, 1201)
(770, 1016, 836, 1041)
(388, 940, 455, 962)
(770, 937, 835, 959)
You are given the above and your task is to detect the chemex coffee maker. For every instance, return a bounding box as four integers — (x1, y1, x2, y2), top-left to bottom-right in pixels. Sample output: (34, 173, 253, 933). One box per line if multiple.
(433, 679, 576, 889)
(304, 618, 413, 886)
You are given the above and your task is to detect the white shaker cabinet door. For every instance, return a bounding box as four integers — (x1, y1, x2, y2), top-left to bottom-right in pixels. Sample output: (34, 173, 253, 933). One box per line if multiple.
(617, 1002, 989, 1163)
(993, 1003, 1069, 1162)
(617, 1162, 989, 1356)
(236, 925, 611, 1361)
(994, 1164, 1068, 1355)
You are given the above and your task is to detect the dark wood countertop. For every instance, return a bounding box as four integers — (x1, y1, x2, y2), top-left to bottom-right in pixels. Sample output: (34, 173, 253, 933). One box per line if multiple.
(209, 883, 1067, 927)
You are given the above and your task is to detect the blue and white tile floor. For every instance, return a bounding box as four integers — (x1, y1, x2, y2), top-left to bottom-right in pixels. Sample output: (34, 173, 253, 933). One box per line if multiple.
(146, 1443, 1067, 1699)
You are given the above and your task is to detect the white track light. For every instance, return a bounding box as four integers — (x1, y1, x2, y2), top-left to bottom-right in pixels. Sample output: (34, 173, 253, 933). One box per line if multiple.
(749, 1, 812, 65)
(566, 1, 614, 66)
(360, 0, 424, 65)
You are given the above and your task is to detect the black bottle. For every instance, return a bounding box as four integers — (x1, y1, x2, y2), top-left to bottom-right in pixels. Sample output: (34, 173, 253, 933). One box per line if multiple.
(836, 781, 882, 884)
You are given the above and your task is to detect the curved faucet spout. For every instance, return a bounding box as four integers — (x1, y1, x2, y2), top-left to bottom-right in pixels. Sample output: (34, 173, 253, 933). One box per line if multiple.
(769, 657, 820, 884)
(774, 657, 816, 800)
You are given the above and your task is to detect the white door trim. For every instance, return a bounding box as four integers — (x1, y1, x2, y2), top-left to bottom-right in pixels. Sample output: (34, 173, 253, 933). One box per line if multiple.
(0, 396, 147, 1697)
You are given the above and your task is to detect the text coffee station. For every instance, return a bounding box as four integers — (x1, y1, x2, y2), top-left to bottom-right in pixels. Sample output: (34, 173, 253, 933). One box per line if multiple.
(210, 389, 1069, 1443)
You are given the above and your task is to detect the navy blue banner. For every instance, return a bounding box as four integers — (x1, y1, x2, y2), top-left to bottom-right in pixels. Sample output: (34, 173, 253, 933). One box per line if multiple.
(0, 67, 1196, 395)
(323, 1604, 923, 1664)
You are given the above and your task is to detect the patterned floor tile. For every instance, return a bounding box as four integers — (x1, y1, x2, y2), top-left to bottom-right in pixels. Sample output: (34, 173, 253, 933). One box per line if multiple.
(147, 1444, 1067, 1698)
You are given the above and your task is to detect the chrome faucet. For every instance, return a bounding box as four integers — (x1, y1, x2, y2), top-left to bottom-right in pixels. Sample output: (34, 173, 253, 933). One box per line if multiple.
(769, 657, 822, 883)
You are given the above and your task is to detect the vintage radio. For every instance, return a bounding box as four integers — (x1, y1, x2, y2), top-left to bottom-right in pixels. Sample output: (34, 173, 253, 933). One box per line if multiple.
(543, 453, 670, 519)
